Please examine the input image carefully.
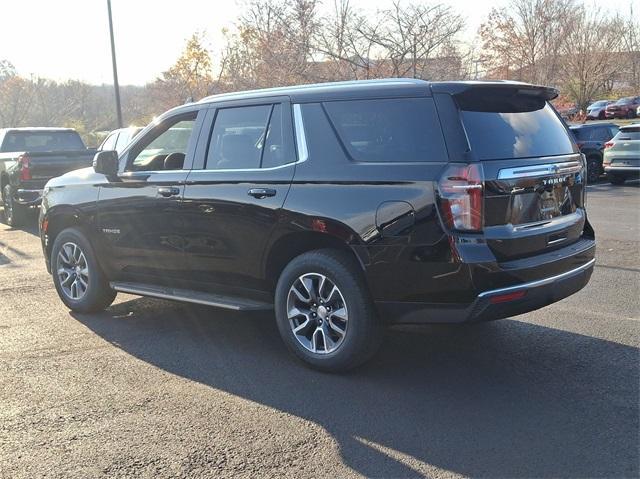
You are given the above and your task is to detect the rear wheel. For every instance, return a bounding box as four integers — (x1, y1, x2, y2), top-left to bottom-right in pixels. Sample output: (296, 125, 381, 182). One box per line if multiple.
(275, 249, 383, 372)
(586, 156, 601, 184)
(2, 184, 26, 227)
(627, 110, 635, 119)
(51, 227, 116, 313)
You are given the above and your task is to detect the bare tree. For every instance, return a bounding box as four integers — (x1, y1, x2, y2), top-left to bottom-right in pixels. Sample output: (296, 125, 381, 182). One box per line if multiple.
(480, 0, 577, 85)
(360, 1, 465, 80)
(314, 0, 381, 80)
(561, 6, 624, 109)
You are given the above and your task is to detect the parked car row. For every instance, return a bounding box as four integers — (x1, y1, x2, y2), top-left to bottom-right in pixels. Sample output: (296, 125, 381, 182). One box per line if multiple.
(30, 79, 598, 372)
(585, 96, 640, 120)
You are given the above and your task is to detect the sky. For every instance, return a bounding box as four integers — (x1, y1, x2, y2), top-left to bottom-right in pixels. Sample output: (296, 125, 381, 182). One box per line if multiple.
(0, 0, 637, 86)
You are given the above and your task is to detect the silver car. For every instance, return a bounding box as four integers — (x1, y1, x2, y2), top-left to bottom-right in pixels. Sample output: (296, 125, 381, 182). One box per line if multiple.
(603, 124, 640, 185)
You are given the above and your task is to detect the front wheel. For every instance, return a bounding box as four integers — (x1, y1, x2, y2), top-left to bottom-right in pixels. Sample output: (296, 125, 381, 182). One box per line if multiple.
(51, 227, 116, 313)
(275, 249, 383, 372)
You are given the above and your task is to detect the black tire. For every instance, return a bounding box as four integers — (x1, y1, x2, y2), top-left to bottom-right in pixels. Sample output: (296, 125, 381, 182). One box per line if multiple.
(51, 227, 116, 313)
(274, 249, 383, 372)
(598, 111, 605, 120)
(3, 184, 27, 227)
(608, 174, 626, 185)
(627, 110, 635, 119)
(586, 156, 601, 184)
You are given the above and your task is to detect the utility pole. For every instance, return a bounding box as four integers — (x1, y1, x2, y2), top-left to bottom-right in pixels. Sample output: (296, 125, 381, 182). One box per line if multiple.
(107, 0, 123, 128)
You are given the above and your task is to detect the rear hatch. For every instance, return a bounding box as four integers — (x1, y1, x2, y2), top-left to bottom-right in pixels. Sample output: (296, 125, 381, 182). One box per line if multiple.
(437, 84, 586, 262)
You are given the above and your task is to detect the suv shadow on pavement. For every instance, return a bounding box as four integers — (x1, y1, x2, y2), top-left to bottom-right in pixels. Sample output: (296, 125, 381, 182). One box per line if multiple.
(72, 298, 638, 478)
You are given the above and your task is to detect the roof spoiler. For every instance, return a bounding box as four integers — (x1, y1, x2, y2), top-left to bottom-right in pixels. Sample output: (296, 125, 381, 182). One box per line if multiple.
(431, 82, 558, 113)
(431, 81, 559, 102)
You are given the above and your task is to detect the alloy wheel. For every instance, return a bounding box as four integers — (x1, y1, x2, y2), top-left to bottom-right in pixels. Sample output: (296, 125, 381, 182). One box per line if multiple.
(56, 242, 90, 300)
(287, 273, 348, 354)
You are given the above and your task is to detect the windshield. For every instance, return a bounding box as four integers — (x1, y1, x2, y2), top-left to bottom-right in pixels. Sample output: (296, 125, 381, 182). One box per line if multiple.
(615, 97, 633, 105)
(589, 101, 608, 108)
(2, 131, 85, 153)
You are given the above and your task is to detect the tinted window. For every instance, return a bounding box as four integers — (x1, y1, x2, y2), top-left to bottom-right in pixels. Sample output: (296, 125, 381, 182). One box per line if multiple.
(129, 116, 196, 171)
(261, 105, 288, 168)
(570, 128, 589, 141)
(460, 103, 574, 160)
(3, 131, 85, 152)
(206, 105, 272, 169)
(591, 127, 614, 142)
(323, 98, 447, 162)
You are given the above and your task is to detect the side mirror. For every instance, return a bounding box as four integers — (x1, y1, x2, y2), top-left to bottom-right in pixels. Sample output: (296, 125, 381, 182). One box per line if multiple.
(93, 150, 119, 176)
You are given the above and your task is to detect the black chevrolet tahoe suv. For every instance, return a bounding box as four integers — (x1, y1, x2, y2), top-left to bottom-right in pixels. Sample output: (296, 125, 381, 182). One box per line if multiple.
(40, 79, 596, 371)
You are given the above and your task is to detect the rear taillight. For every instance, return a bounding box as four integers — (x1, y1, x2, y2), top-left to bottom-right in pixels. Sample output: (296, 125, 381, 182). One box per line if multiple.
(604, 142, 614, 149)
(437, 163, 484, 232)
(18, 154, 31, 181)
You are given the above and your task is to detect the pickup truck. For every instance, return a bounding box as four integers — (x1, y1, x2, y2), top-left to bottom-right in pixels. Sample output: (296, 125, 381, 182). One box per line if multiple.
(0, 128, 96, 226)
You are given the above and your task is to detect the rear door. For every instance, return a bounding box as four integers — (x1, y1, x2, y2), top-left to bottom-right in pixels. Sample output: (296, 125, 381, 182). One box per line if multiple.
(436, 86, 586, 261)
(181, 97, 296, 294)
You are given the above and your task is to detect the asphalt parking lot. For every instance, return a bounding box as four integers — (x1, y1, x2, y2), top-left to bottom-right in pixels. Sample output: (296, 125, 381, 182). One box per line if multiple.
(0, 182, 638, 478)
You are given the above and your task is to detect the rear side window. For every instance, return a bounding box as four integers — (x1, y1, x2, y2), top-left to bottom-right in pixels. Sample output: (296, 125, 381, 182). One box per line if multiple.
(323, 98, 447, 163)
(460, 103, 574, 160)
(2, 131, 85, 152)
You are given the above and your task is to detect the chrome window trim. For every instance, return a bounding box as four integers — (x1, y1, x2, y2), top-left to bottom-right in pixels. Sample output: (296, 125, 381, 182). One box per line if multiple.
(497, 155, 583, 179)
(293, 103, 308, 164)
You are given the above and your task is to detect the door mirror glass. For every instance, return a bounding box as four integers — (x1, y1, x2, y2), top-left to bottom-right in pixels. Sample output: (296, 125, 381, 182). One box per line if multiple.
(93, 150, 119, 175)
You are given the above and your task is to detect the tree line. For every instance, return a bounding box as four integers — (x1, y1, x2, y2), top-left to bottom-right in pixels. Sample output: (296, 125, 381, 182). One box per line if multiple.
(0, 0, 638, 145)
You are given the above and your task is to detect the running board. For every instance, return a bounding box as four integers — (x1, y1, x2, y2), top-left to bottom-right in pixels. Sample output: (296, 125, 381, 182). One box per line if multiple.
(110, 282, 273, 311)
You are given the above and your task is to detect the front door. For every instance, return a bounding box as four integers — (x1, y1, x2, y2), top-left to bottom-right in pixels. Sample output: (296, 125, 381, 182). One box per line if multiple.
(181, 98, 297, 295)
(97, 109, 204, 285)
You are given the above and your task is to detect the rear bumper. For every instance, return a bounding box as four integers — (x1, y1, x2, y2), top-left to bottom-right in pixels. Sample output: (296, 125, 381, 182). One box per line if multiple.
(378, 257, 595, 324)
(15, 188, 43, 206)
(605, 166, 640, 178)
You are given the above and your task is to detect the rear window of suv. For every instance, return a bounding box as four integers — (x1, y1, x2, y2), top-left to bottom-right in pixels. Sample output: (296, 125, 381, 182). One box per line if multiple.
(456, 91, 575, 160)
(615, 127, 640, 140)
(323, 98, 447, 163)
(2, 130, 85, 153)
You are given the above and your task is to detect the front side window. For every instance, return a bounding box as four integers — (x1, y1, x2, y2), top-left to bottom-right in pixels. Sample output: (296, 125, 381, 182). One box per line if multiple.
(323, 98, 447, 162)
(128, 115, 196, 171)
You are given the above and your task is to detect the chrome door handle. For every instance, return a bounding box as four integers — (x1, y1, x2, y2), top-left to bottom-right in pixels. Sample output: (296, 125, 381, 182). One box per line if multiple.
(248, 188, 276, 199)
(158, 186, 180, 197)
